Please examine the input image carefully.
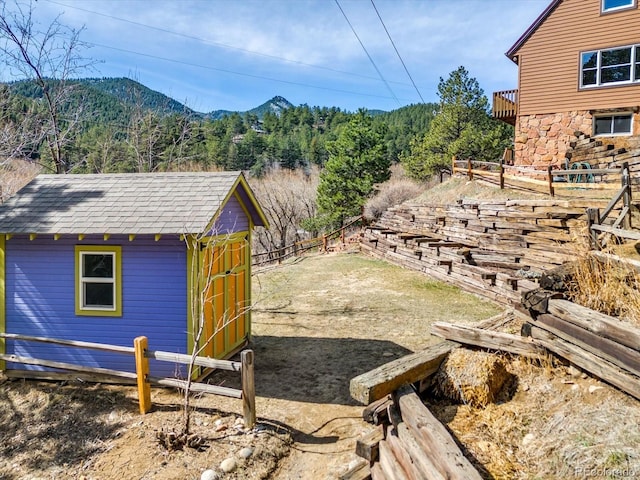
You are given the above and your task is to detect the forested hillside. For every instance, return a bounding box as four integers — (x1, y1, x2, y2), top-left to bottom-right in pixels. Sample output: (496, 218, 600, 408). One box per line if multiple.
(1, 77, 439, 175)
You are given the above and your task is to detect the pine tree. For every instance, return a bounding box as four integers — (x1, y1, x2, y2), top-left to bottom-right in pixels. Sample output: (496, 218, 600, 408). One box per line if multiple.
(316, 110, 389, 227)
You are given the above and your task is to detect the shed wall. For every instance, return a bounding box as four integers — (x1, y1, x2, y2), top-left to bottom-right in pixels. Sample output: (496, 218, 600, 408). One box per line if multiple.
(517, 0, 640, 115)
(212, 194, 250, 234)
(5, 235, 188, 377)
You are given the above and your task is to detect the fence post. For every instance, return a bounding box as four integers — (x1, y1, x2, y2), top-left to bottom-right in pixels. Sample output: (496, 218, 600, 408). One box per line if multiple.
(547, 165, 555, 197)
(241, 350, 256, 429)
(499, 156, 505, 190)
(467, 158, 473, 180)
(451, 156, 456, 176)
(586, 208, 601, 250)
(622, 162, 632, 229)
(322, 234, 327, 252)
(134, 336, 152, 414)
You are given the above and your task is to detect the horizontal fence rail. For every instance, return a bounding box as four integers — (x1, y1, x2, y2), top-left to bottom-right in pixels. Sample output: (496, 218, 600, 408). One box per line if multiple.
(0, 332, 255, 428)
(252, 215, 364, 266)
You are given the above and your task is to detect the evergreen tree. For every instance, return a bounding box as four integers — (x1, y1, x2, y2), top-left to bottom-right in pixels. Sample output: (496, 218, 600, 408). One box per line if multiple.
(316, 110, 389, 227)
(402, 66, 512, 180)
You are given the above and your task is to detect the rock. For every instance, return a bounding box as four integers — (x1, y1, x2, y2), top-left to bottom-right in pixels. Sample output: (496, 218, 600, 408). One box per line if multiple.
(522, 433, 535, 446)
(588, 385, 604, 394)
(382, 352, 394, 357)
(201, 470, 218, 480)
(239, 447, 254, 459)
(220, 457, 237, 473)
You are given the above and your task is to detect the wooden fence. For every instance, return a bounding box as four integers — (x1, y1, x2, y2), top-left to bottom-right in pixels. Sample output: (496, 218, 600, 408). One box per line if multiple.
(252, 215, 364, 266)
(452, 156, 628, 197)
(0, 332, 256, 427)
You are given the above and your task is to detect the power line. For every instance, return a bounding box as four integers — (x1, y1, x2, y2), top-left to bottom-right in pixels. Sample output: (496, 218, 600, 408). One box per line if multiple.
(370, 0, 425, 104)
(334, 0, 401, 107)
(88, 41, 410, 103)
(45, 0, 414, 89)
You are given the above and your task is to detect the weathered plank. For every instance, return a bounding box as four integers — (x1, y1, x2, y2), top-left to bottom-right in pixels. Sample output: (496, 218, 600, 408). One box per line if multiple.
(356, 425, 384, 463)
(379, 440, 410, 480)
(529, 326, 640, 401)
(394, 386, 483, 480)
(532, 314, 640, 378)
(395, 423, 444, 480)
(430, 322, 545, 358)
(386, 432, 429, 480)
(339, 459, 371, 480)
(547, 299, 640, 353)
(350, 341, 457, 405)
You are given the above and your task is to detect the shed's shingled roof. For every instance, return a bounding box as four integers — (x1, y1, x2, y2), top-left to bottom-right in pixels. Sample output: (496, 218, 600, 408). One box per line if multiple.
(0, 172, 265, 235)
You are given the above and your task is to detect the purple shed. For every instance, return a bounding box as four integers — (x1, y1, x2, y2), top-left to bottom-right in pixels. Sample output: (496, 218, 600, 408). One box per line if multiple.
(0, 172, 268, 379)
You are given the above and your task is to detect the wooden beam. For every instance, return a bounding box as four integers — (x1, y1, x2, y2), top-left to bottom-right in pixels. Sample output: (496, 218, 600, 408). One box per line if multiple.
(0, 353, 137, 380)
(547, 299, 640, 353)
(430, 322, 545, 358)
(241, 349, 256, 429)
(533, 314, 640, 377)
(394, 385, 482, 480)
(355, 425, 384, 462)
(529, 326, 640, 401)
(362, 394, 392, 425)
(350, 341, 457, 405)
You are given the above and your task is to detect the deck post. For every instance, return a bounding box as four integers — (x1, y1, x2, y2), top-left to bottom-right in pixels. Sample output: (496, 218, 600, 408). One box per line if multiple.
(499, 156, 505, 190)
(241, 349, 256, 428)
(134, 336, 152, 414)
(547, 165, 555, 197)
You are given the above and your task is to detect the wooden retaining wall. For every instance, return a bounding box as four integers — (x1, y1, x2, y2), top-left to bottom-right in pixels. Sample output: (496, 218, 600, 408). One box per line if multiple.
(361, 198, 615, 306)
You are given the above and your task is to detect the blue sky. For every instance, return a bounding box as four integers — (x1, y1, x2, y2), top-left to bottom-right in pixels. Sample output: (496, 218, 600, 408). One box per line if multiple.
(11, 0, 550, 113)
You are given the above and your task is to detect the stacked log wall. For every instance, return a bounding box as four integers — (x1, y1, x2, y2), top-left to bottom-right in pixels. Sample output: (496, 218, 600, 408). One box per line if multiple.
(361, 198, 615, 306)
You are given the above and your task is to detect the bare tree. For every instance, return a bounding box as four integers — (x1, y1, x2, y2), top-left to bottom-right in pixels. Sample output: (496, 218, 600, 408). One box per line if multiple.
(0, 0, 94, 173)
(250, 168, 319, 255)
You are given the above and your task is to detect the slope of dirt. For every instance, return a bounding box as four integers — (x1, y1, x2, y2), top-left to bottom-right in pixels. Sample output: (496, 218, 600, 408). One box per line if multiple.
(0, 252, 500, 479)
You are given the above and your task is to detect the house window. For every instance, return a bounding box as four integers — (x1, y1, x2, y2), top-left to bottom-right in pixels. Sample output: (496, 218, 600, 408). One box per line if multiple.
(593, 114, 633, 136)
(581, 45, 640, 87)
(75, 245, 122, 316)
(602, 0, 635, 12)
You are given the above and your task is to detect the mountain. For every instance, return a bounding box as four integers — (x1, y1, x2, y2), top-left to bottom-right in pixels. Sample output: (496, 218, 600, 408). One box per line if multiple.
(80, 77, 197, 116)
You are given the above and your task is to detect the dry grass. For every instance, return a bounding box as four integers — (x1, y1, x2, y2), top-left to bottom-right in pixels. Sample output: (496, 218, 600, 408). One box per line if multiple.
(430, 353, 640, 480)
(415, 177, 545, 205)
(566, 249, 640, 326)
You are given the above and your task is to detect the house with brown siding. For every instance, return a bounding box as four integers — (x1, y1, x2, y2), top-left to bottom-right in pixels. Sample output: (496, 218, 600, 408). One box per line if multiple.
(493, 0, 640, 168)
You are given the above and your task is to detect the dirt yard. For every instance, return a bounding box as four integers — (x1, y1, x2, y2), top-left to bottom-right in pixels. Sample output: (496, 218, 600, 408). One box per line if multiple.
(0, 252, 500, 479)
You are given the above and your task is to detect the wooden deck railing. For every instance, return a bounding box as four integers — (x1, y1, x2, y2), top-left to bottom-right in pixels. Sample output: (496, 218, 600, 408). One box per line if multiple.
(492, 89, 518, 125)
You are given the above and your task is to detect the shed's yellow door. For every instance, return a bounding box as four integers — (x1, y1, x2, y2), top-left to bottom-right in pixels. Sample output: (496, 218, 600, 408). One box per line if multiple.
(201, 237, 249, 359)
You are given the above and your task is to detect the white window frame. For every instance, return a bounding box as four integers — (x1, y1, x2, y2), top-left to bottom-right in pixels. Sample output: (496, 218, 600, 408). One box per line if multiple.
(593, 113, 633, 137)
(580, 44, 640, 88)
(602, 0, 635, 12)
(75, 245, 122, 316)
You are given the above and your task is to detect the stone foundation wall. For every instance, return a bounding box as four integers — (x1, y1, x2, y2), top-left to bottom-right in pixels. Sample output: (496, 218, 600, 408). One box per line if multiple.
(514, 111, 640, 167)
(514, 111, 591, 167)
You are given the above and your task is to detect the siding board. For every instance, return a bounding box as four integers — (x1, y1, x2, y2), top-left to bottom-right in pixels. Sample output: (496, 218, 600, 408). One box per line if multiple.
(5, 235, 188, 377)
(516, 0, 640, 115)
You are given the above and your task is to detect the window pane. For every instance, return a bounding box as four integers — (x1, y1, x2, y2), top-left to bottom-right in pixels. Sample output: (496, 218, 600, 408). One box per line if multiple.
(601, 65, 631, 83)
(595, 117, 613, 135)
(582, 52, 598, 69)
(601, 48, 631, 66)
(603, 0, 634, 10)
(84, 282, 114, 307)
(83, 254, 113, 278)
(582, 70, 597, 86)
(613, 115, 632, 133)
(636, 63, 640, 80)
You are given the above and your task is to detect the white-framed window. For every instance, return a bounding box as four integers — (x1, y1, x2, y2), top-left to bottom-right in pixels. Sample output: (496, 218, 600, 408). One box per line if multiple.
(75, 245, 122, 316)
(602, 0, 635, 12)
(593, 113, 633, 136)
(581, 45, 640, 87)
